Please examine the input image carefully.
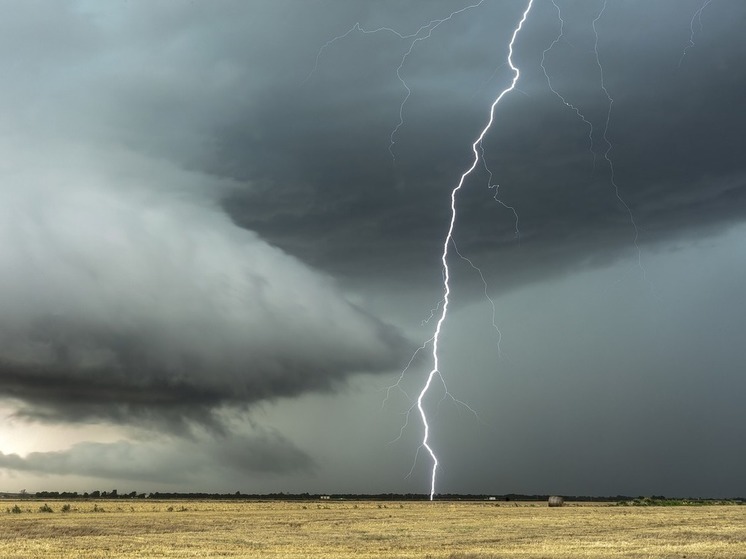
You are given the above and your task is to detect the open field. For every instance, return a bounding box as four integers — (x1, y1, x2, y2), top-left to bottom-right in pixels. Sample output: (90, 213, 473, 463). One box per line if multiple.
(1, 500, 745, 558)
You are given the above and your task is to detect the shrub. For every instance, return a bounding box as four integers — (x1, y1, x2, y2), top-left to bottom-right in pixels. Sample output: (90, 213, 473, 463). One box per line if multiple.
(61, 504, 71, 513)
(39, 504, 54, 513)
(10, 505, 22, 514)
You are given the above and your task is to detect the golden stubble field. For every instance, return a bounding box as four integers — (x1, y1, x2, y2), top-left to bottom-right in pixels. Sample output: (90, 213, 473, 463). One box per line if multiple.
(1, 500, 745, 558)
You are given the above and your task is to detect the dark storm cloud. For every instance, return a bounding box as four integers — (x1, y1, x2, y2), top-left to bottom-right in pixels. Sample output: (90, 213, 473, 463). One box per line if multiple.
(1, 0, 745, 496)
(7, 0, 739, 296)
(0, 1, 431, 428)
(0, 431, 312, 483)
(213, 1, 746, 291)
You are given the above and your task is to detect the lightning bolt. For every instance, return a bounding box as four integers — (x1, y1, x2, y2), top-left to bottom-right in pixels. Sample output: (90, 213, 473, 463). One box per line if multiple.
(592, 0, 647, 282)
(310, 0, 657, 500)
(313, 3, 513, 497)
(305, 2, 486, 162)
(481, 144, 520, 241)
(306, 22, 436, 84)
(417, 0, 535, 500)
(387, 1, 485, 161)
(452, 239, 503, 356)
(679, 0, 714, 67)
(538, 1, 647, 286)
(541, 0, 596, 167)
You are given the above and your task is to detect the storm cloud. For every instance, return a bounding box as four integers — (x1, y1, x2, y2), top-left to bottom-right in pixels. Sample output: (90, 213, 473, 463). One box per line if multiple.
(219, 1, 746, 291)
(0, 143, 407, 428)
(0, 430, 312, 483)
(1, 1, 745, 497)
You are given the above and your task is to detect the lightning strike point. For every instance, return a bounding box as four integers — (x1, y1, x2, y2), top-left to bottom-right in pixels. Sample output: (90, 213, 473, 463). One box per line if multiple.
(418, 0, 535, 501)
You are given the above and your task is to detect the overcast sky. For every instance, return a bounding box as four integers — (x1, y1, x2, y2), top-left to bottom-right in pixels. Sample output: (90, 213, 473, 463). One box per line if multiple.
(1, 0, 745, 498)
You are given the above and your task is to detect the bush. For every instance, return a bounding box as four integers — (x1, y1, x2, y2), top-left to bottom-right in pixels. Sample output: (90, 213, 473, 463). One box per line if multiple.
(10, 505, 22, 514)
(39, 504, 54, 513)
(61, 504, 71, 513)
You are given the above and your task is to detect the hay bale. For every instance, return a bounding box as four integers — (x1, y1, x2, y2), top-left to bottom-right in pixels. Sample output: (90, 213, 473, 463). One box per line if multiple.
(548, 496, 564, 507)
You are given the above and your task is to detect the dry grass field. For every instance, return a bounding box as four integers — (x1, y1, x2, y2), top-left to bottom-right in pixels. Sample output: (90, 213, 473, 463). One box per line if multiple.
(1, 499, 745, 558)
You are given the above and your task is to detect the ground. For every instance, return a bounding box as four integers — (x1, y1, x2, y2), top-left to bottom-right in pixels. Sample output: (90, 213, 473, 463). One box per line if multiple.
(1, 500, 745, 558)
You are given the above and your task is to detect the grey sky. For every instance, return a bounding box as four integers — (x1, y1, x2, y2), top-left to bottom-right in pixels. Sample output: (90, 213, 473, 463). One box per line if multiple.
(1, 0, 744, 498)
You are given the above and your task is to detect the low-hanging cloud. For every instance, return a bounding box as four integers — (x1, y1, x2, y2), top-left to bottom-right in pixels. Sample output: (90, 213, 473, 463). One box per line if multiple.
(0, 142, 408, 429)
(0, 430, 312, 483)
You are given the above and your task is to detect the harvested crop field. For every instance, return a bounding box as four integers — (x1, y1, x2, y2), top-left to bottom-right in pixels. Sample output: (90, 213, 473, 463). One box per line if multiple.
(1, 500, 745, 558)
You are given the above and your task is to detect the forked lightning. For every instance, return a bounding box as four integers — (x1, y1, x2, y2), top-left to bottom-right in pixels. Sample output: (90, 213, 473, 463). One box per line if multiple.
(418, 0, 535, 500)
